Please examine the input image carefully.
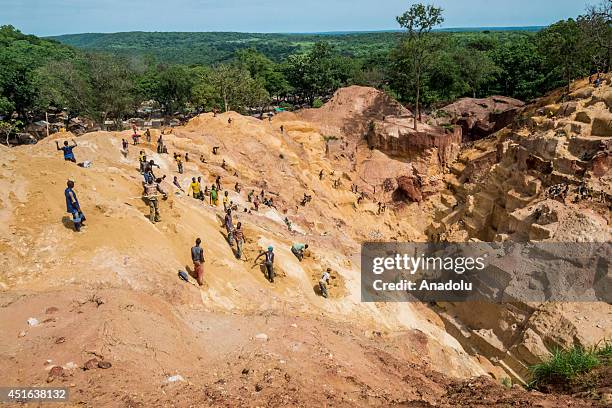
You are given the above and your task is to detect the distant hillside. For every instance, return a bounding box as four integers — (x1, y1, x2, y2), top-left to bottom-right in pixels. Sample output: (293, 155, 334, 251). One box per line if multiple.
(49, 28, 539, 65)
(436, 25, 544, 32)
(49, 31, 400, 65)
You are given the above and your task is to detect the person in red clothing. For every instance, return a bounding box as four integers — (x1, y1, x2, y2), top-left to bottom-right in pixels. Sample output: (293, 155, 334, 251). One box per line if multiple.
(191, 238, 205, 286)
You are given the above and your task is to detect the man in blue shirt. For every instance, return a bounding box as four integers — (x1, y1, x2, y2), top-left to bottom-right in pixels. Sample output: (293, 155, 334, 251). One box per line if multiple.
(65, 179, 86, 231)
(56, 139, 78, 163)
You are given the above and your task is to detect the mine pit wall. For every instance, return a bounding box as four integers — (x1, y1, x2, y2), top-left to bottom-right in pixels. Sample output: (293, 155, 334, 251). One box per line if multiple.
(449, 129, 610, 242)
(367, 122, 462, 166)
(434, 300, 588, 385)
(431, 87, 612, 383)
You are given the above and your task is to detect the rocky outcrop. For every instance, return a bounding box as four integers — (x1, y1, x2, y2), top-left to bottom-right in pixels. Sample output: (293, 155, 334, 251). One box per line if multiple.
(428, 79, 612, 384)
(367, 116, 462, 165)
(396, 174, 423, 202)
(591, 111, 612, 136)
(439, 78, 612, 243)
(435, 96, 524, 141)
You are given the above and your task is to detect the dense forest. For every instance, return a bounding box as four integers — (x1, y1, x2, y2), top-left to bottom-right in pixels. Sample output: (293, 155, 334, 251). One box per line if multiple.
(1, 1, 610, 141)
(50, 31, 405, 65)
(50, 28, 542, 66)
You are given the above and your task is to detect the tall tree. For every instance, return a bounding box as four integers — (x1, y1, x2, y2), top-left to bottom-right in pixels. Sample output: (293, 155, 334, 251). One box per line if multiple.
(537, 19, 588, 93)
(190, 66, 220, 112)
(395, 4, 444, 130)
(34, 54, 137, 124)
(456, 50, 501, 98)
(150, 65, 194, 114)
(579, 0, 612, 72)
(34, 58, 91, 117)
(87, 54, 138, 124)
(284, 42, 352, 105)
(489, 35, 546, 100)
(236, 48, 290, 99)
(0, 25, 76, 118)
(209, 64, 269, 113)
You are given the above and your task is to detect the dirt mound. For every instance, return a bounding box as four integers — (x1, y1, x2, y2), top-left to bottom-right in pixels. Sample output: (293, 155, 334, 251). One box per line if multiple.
(298, 85, 411, 138)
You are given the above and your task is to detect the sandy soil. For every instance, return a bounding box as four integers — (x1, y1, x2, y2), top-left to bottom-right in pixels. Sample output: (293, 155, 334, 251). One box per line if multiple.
(0, 85, 609, 407)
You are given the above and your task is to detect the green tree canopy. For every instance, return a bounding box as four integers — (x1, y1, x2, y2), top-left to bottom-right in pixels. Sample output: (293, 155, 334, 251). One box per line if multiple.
(208, 64, 269, 113)
(394, 3, 444, 129)
(537, 19, 589, 92)
(236, 48, 291, 98)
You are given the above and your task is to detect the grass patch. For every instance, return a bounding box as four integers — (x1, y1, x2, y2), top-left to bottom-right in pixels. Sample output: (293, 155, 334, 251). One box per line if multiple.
(595, 341, 612, 362)
(529, 341, 611, 389)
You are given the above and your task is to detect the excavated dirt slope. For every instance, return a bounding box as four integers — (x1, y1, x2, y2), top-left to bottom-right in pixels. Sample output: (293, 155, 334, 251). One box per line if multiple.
(0, 83, 609, 407)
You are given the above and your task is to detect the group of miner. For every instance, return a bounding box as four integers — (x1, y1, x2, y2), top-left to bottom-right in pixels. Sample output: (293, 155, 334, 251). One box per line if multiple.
(55, 120, 333, 298)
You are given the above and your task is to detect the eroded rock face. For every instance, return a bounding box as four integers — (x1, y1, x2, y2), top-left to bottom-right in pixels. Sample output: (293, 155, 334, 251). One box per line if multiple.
(592, 146, 611, 178)
(396, 174, 423, 203)
(367, 116, 462, 165)
(591, 112, 612, 136)
(435, 96, 525, 141)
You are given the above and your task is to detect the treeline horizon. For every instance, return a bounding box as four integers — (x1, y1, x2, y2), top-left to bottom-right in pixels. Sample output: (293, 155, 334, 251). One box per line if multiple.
(49, 25, 544, 37)
(1, 1, 610, 140)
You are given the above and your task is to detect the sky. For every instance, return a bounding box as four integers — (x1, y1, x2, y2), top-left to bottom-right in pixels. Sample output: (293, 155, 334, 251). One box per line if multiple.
(1, 0, 600, 37)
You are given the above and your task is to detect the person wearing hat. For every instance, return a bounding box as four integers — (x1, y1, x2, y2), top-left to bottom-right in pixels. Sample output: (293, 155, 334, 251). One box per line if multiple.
(255, 246, 275, 283)
(319, 268, 332, 298)
(65, 179, 86, 231)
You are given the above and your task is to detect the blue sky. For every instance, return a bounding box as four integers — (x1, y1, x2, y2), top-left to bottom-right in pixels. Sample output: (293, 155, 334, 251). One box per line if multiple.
(1, 0, 599, 36)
